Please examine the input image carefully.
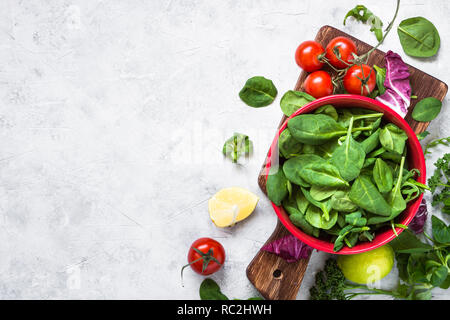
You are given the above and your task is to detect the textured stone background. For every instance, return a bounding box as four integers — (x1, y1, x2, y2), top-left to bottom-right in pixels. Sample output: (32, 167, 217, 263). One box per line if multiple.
(0, 0, 448, 299)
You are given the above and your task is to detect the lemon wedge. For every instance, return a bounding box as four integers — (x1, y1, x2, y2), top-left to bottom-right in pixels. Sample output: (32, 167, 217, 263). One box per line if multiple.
(208, 187, 259, 227)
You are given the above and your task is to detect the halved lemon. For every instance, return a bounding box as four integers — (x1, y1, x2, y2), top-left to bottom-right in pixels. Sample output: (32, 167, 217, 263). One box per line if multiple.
(208, 187, 259, 227)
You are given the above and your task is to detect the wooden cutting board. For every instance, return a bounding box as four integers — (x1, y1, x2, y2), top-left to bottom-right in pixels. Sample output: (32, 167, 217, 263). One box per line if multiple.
(246, 25, 448, 300)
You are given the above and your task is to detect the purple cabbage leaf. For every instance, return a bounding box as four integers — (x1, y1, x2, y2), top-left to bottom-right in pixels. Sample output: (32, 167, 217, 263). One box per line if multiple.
(376, 50, 411, 117)
(409, 198, 428, 234)
(261, 234, 313, 263)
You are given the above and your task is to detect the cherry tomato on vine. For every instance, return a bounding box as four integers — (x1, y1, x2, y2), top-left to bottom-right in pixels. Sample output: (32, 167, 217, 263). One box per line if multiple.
(182, 238, 225, 277)
(295, 40, 325, 72)
(304, 70, 333, 98)
(325, 36, 357, 69)
(343, 64, 376, 96)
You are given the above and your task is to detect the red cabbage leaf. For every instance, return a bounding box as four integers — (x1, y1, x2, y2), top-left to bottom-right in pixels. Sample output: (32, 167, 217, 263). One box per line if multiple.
(262, 234, 313, 263)
(409, 198, 428, 234)
(376, 50, 411, 117)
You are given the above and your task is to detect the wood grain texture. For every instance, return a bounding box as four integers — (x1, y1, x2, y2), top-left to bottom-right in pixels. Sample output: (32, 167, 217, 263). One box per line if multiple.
(246, 25, 448, 300)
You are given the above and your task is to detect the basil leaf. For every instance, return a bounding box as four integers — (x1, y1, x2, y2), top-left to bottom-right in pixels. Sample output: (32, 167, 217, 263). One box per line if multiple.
(397, 17, 440, 58)
(280, 90, 315, 116)
(412, 97, 442, 122)
(199, 279, 229, 300)
(239, 76, 277, 107)
(222, 133, 253, 163)
(267, 165, 289, 206)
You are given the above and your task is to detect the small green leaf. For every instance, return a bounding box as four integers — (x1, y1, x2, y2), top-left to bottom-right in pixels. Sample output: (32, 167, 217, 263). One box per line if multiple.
(373, 65, 386, 95)
(416, 131, 430, 141)
(239, 76, 277, 107)
(199, 279, 229, 300)
(344, 5, 383, 42)
(431, 215, 450, 244)
(266, 165, 289, 206)
(278, 128, 302, 159)
(398, 17, 440, 58)
(222, 133, 252, 163)
(412, 97, 442, 122)
(280, 91, 315, 116)
(430, 266, 448, 287)
(389, 229, 432, 253)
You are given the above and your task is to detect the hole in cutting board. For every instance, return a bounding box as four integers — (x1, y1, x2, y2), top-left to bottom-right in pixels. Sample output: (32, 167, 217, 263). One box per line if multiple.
(273, 269, 283, 279)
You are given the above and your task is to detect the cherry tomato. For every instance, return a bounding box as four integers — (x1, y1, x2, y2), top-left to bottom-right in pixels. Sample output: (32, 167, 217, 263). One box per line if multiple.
(325, 37, 357, 69)
(295, 40, 325, 72)
(184, 238, 225, 276)
(304, 71, 333, 98)
(343, 64, 376, 96)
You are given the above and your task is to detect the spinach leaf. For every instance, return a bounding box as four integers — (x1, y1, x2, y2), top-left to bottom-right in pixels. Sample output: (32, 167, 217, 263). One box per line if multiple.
(386, 156, 407, 217)
(288, 114, 347, 145)
(280, 90, 315, 116)
(345, 211, 367, 227)
(299, 161, 349, 188)
(290, 212, 318, 236)
(283, 154, 323, 187)
(344, 5, 383, 41)
(431, 215, 450, 244)
(310, 185, 337, 201)
(360, 128, 380, 154)
(314, 104, 338, 121)
(222, 133, 253, 163)
(278, 128, 302, 159)
(295, 188, 310, 214)
(363, 157, 376, 168)
(379, 123, 408, 155)
(239, 76, 277, 107)
(411, 97, 442, 122)
(301, 187, 333, 221)
(305, 206, 338, 230)
(199, 279, 229, 300)
(266, 166, 289, 206)
(349, 176, 392, 216)
(373, 65, 386, 95)
(373, 158, 394, 193)
(397, 17, 440, 58)
(330, 117, 366, 182)
(330, 190, 358, 212)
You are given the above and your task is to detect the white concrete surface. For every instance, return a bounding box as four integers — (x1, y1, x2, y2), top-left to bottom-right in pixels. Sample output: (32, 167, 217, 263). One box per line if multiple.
(0, 0, 448, 299)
